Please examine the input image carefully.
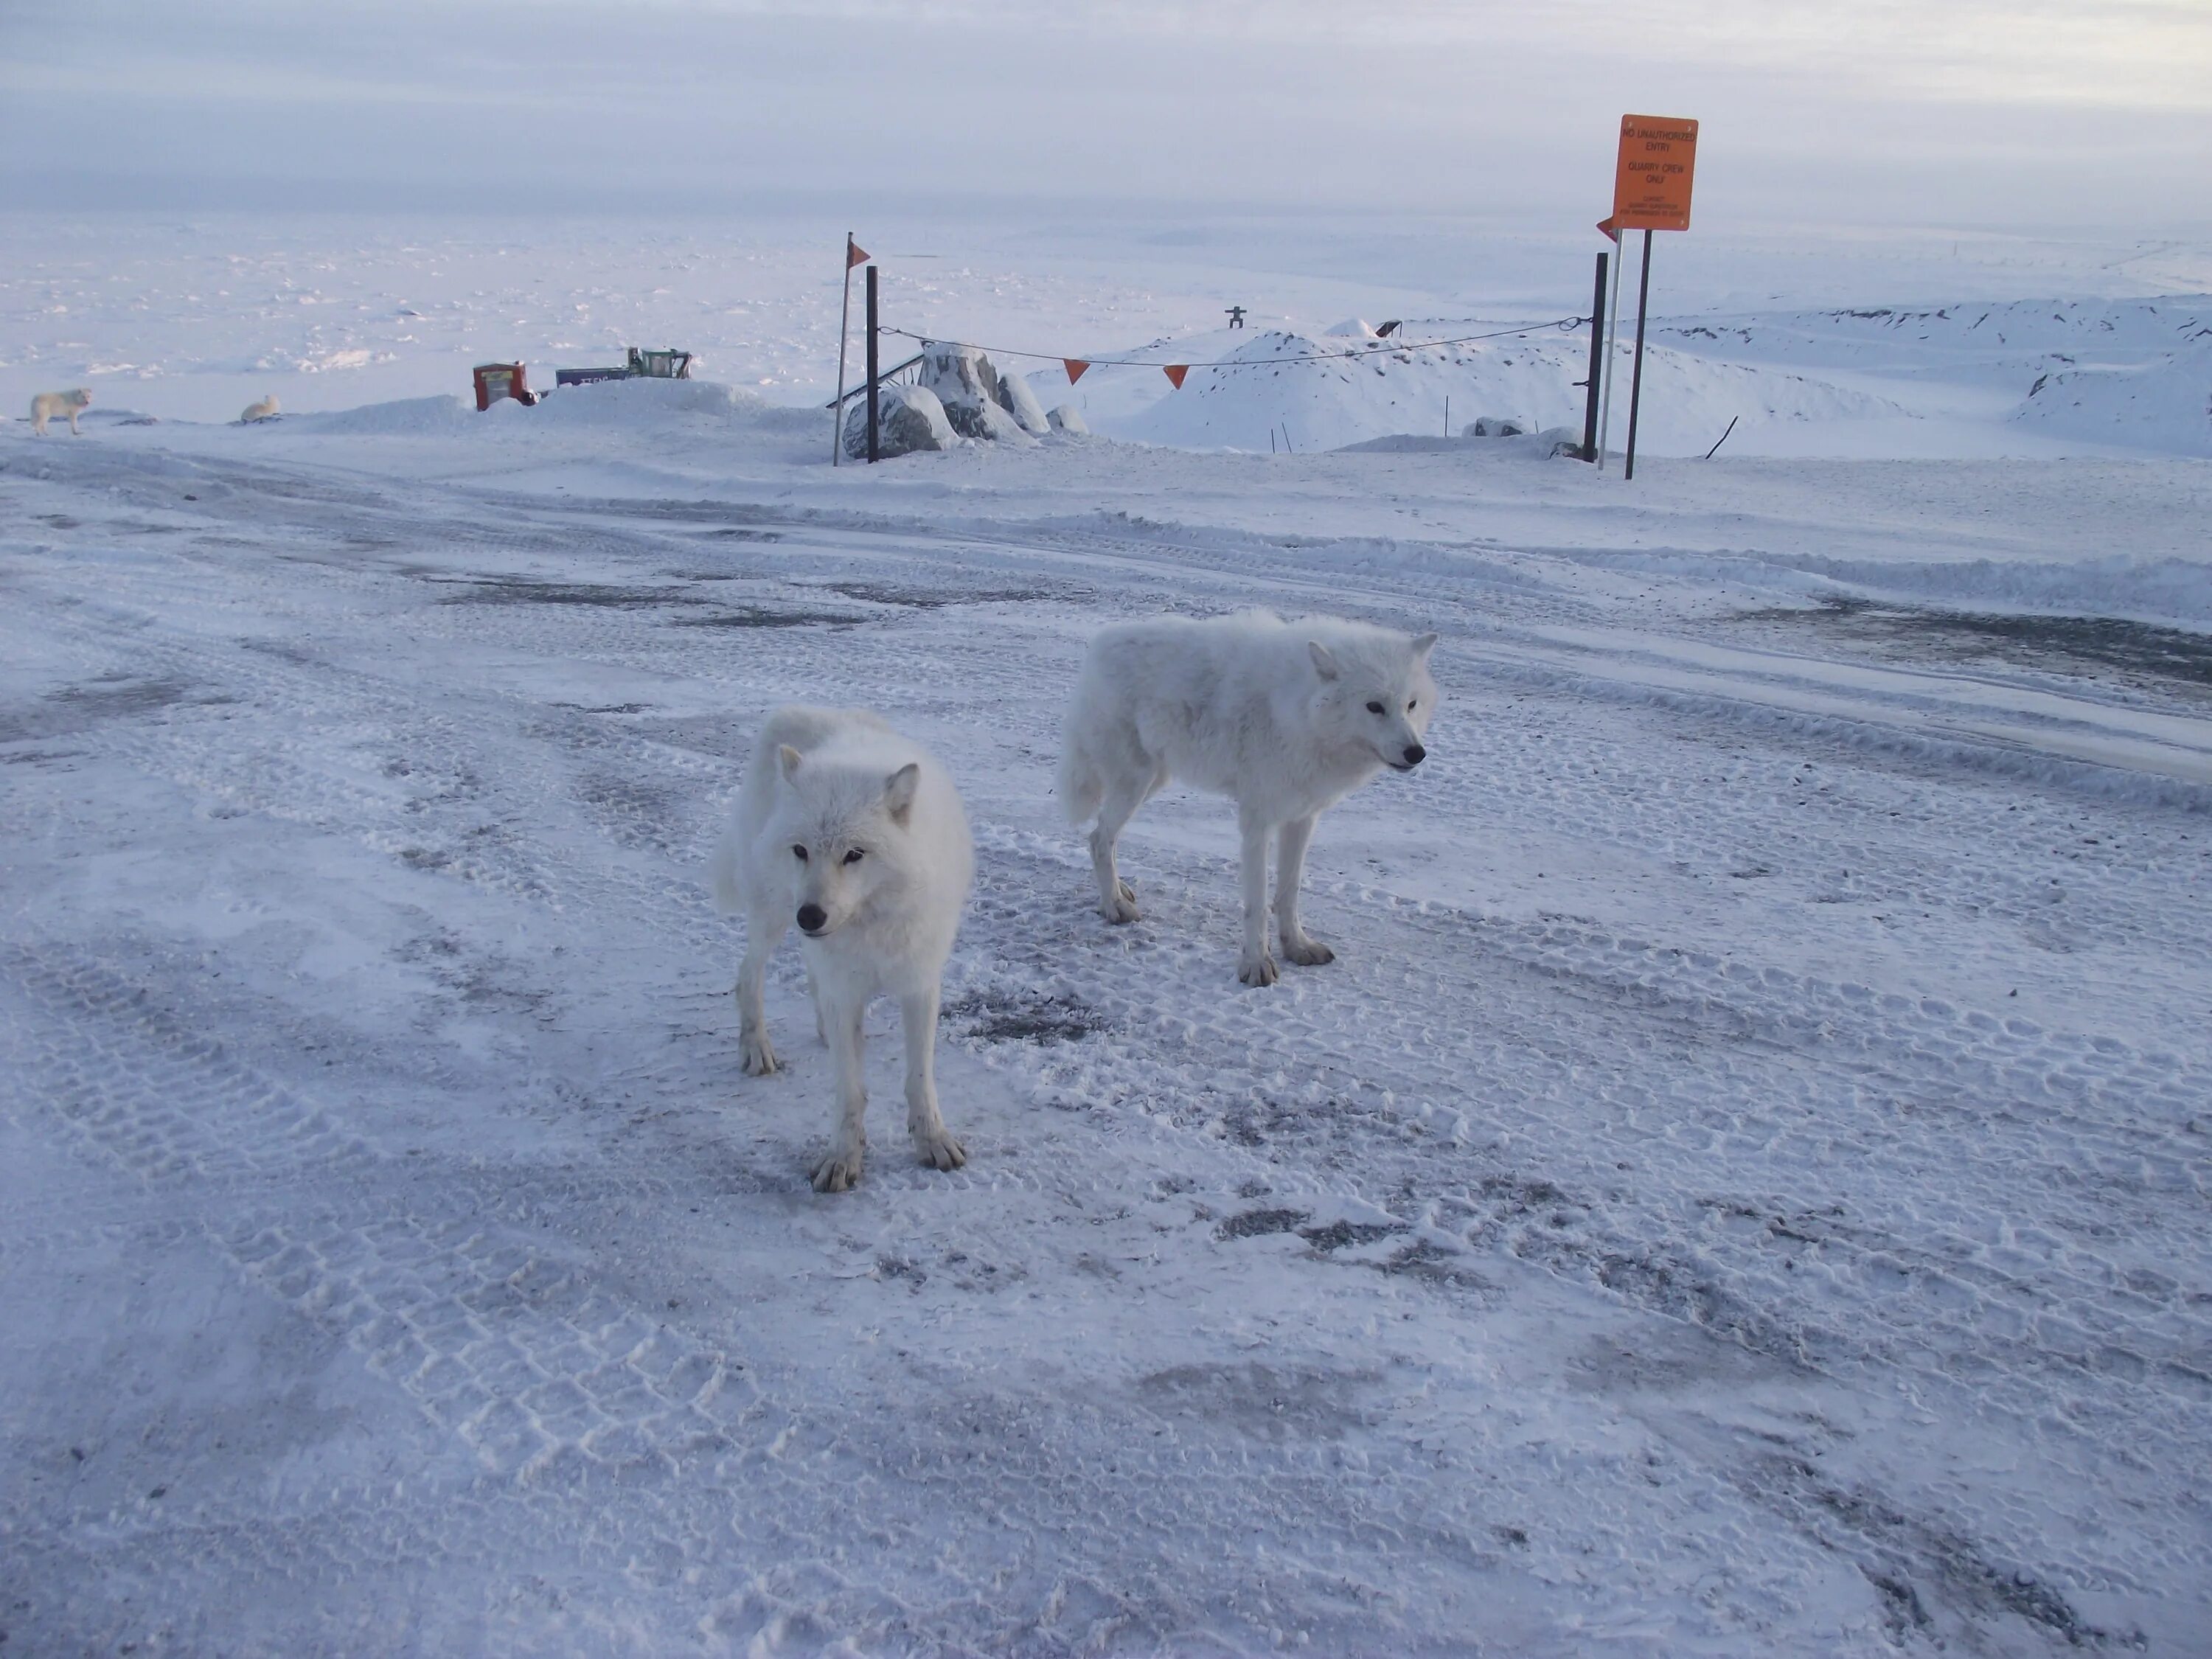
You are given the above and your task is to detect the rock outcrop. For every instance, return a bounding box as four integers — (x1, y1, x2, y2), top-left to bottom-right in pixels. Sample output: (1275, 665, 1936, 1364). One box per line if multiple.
(918, 342, 1040, 443)
(842, 383, 955, 459)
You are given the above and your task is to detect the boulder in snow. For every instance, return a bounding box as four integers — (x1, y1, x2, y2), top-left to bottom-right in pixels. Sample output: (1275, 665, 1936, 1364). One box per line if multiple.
(997, 369, 1053, 435)
(842, 382, 955, 459)
(918, 342, 1036, 443)
(1047, 404, 1089, 434)
(1465, 415, 1528, 437)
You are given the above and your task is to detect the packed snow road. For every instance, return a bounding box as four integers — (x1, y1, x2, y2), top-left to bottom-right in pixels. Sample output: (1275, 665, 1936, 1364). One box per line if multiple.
(3, 423, 2208, 1656)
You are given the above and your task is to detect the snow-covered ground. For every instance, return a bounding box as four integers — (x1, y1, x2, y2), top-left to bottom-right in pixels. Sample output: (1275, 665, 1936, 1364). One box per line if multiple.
(4, 218, 2212, 1655)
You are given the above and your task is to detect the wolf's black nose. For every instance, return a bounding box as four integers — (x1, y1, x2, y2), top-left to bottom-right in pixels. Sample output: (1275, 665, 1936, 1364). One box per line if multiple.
(1402, 744, 1426, 767)
(796, 902, 827, 932)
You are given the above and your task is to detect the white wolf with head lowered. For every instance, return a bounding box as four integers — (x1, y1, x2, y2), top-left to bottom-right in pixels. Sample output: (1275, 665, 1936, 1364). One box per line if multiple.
(1060, 611, 1438, 986)
(710, 706, 973, 1192)
(30, 389, 91, 437)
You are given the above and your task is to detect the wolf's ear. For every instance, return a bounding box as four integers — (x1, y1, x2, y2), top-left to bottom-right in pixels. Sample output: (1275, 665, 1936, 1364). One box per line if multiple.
(1410, 631, 1439, 658)
(883, 762, 921, 825)
(776, 743, 804, 782)
(1307, 641, 1340, 681)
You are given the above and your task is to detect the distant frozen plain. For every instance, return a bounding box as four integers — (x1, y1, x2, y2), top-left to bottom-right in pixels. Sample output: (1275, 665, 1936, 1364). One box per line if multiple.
(3, 214, 2210, 1655)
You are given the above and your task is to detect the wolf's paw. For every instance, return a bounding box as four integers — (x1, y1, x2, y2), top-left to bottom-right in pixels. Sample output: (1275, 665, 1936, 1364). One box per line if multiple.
(1281, 933, 1335, 967)
(1118, 880, 1136, 903)
(810, 1142, 865, 1193)
(914, 1127, 967, 1172)
(1101, 889, 1141, 925)
(740, 1032, 780, 1076)
(1238, 953, 1280, 987)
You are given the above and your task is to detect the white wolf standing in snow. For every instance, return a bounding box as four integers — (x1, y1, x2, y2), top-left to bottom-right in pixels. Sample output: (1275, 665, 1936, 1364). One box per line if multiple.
(240, 394, 279, 422)
(711, 706, 974, 1192)
(29, 389, 91, 437)
(1060, 611, 1438, 986)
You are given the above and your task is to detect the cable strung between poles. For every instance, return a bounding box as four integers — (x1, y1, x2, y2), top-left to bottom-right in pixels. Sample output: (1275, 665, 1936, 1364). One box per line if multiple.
(879, 317, 1590, 372)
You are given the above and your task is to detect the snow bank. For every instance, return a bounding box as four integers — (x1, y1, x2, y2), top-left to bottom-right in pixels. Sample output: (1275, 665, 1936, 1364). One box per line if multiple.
(1113, 327, 1910, 456)
(530, 375, 772, 426)
(2011, 352, 2212, 456)
(300, 394, 476, 437)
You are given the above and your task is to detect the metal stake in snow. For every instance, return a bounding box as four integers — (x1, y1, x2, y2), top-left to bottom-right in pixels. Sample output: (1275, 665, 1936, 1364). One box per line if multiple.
(832, 234, 868, 467)
(865, 263, 880, 464)
(1579, 247, 1610, 463)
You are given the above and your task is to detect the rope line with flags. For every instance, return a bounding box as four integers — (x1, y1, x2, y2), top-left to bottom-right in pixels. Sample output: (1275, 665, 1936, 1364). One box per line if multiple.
(880, 316, 1589, 386)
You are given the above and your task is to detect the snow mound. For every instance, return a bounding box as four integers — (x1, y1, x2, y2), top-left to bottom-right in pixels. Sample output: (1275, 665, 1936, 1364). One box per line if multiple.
(302, 395, 476, 437)
(532, 376, 771, 425)
(1326, 319, 1378, 338)
(2011, 352, 2212, 456)
(1113, 327, 1910, 455)
(1047, 404, 1088, 434)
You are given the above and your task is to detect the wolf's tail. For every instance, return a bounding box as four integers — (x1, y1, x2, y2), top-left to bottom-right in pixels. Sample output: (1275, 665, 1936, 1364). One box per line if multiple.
(1057, 726, 1104, 824)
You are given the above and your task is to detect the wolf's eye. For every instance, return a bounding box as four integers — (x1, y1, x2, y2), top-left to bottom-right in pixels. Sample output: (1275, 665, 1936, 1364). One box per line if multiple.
(843, 849, 865, 865)
(792, 845, 808, 861)
(1408, 700, 1418, 712)
(1365, 700, 1385, 714)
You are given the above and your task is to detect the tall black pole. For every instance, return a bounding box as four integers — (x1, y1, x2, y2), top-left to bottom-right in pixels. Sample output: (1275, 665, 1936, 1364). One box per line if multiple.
(864, 264, 880, 464)
(1624, 230, 1653, 481)
(1580, 248, 1608, 463)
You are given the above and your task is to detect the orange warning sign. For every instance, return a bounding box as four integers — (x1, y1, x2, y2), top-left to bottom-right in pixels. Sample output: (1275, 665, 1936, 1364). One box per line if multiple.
(1611, 114, 1698, 232)
(1162, 364, 1189, 389)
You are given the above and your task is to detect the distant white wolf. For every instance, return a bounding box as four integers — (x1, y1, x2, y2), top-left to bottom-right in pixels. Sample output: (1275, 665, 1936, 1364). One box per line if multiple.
(1060, 611, 1439, 986)
(29, 388, 91, 437)
(711, 706, 974, 1192)
(241, 394, 279, 422)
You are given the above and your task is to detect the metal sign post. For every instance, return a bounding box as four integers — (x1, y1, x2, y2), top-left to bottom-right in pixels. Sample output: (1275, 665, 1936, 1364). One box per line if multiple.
(1603, 115, 1699, 481)
(832, 234, 868, 466)
(1624, 231, 1655, 481)
(1579, 248, 1608, 462)
(864, 264, 880, 465)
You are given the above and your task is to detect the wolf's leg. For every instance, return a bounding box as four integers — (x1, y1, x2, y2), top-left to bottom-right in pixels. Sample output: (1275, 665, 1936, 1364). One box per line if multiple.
(1088, 770, 1150, 924)
(69, 411, 81, 436)
(810, 990, 868, 1192)
(1237, 804, 1279, 987)
(735, 909, 785, 1076)
(807, 964, 827, 1043)
(1276, 815, 1334, 966)
(902, 983, 965, 1172)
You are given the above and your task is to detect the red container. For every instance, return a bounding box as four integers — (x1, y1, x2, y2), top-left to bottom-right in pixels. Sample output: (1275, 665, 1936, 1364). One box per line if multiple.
(473, 362, 537, 411)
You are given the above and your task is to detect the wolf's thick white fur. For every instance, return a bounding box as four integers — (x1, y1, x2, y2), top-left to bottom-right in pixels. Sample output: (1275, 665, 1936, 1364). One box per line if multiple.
(30, 389, 91, 437)
(710, 706, 973, 1192)
(1060, 611, 1439, 985)
(241, 394, 279, 422)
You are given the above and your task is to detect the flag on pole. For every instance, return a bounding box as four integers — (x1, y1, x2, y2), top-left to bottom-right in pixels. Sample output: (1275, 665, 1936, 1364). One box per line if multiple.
(847, 238, 871, 268)
(1162, 364, 1189, 389)
(1063, 359, 1090, 384)
(1596, 217, 1619, 242)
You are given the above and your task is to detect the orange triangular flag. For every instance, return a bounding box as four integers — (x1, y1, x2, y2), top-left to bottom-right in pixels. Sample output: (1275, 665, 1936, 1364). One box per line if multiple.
(1596, 217, 1618, 242)
(847, 238, 870, 268)
(1064, 359, 1090, 384)
(1162, 364, 1189, 389)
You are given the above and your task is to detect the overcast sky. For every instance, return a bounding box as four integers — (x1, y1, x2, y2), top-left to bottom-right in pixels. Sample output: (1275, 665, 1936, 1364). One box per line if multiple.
(3, 0, 2207, 233)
